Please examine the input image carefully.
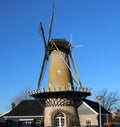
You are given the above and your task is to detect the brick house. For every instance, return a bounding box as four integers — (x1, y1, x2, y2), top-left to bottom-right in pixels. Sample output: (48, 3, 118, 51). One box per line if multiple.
(78, 99, 111, 127)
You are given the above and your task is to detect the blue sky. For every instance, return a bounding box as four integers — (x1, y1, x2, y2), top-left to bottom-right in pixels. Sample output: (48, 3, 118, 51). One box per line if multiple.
(0, 0, 120, 114)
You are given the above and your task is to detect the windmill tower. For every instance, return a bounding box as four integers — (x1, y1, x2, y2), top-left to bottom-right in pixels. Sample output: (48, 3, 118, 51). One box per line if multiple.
(30, 5, 91, 127)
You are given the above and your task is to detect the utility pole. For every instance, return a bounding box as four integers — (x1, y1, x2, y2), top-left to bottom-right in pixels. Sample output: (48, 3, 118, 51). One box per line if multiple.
(96, 95, 103, 127)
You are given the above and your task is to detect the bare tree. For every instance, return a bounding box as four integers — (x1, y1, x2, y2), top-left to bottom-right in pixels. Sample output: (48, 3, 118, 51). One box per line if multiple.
(12, 87, 34, 106)
(95, 89, 120, 112)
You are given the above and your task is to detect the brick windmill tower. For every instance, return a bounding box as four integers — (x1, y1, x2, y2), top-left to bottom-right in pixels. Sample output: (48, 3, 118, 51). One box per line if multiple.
(30, 5, 91, 127)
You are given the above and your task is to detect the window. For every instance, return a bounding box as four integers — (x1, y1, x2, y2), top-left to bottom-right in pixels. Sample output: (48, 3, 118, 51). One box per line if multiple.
(57, 70, 61, 76)
(55, 113, 66, 127)
(86, 119, 91, 127)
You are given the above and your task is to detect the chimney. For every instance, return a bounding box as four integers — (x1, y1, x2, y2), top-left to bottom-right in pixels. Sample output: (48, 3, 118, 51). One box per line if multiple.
(11, 102, 16, 109)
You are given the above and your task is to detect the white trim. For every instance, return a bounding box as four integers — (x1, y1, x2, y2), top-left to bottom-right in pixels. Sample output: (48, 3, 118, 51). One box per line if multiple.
(19, 119, 34, 121)
(4, 115, 44, 119)
(83, 101, 98, 114)
(0, 110, 11, 117)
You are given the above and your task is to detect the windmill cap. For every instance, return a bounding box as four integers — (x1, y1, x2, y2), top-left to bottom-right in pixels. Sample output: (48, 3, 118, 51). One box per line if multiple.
(49, 39, 70, 53)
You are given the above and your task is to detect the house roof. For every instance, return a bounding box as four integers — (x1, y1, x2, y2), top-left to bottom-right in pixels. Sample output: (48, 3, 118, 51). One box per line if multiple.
(3, 99, 110, 118)
(81, 99, 111, 115)
(4, 100, 44, 117)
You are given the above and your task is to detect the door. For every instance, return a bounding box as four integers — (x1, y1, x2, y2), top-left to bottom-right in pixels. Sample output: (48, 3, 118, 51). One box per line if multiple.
(55, 113, 66, 127)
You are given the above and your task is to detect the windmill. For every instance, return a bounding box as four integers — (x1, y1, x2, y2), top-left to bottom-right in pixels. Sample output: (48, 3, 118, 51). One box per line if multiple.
(30, 4, 91, 127)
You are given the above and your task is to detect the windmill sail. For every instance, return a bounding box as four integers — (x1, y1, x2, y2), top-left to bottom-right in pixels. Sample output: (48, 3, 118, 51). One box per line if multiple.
(48, 4, 54, 43)
(69, 47, 83, 89)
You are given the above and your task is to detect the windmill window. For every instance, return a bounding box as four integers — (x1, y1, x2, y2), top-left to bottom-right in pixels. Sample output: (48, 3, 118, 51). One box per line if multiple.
(57, 70, 61, 76)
